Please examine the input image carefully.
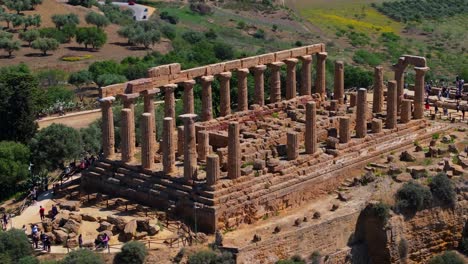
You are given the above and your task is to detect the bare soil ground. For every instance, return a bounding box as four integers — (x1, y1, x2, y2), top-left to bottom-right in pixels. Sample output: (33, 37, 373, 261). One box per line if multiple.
(0, 0, 171, 71)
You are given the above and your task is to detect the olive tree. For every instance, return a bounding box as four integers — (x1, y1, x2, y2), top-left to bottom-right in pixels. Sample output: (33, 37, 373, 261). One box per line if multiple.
(31, 38, 59, 56)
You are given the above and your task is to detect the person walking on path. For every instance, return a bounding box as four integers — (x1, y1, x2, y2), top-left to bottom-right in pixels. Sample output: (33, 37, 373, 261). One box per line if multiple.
(39, 206, 45, 221)
(78, 234, 83, 248)
(2, 213, 8, 230)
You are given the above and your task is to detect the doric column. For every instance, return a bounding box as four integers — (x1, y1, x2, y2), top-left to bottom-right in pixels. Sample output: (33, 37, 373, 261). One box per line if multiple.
(268, 62, 284, 103)
(334, 61, 344, 104)
(118, 93, 139, 116)
(315, 52, 327, 97)
(287, 132, 298, 160)
(386, 81, 397, 129)
(252, 65, 266, 106)
(401, 99, 412, 124)
(414, 67, 429, 119)
(180, 114, 198, 182)
(349, 92, 357, 107)
(197, 130, 209, 162)
(237, 68, 249, 112)
(200, 75, 214, 121)
(163, 117, 176, 174)
(285, 58, 298, 100)
(305, 101, 317, 154)
(330, 100, 338, 111)
(355, 88, 367, 138)
(177, 126, 184, 157)
(141, 113, 155, 170)
(206, 155, 219, 186)
(299, 55, 312, 96)
(100, 97, 115, 159)
(373, 66, 384, 113)
(182, 80, 195, 114)
(339, 116, 350, 144)
(120, 108, 135, 163)
(371, 118, 383, 133)
(394, 67, 405, 112)
(227, 122, 240, 179)
(142, 89, 159, 148)
(163, 84, 177, 123)
(218, 72, 232, 116)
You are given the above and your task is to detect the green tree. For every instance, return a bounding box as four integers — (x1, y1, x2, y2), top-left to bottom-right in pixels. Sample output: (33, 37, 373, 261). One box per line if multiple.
(0, 141, 30, 201)
(61, 249, 104, 264)
(68, 70, 93, 89)
(131, 29, 160, 49)
(161, 25, 176, 40)
(31, 37, 59, 55)
(96, 73, 127, 87)
(0, 229, 33, 263)
(76, 27, 107, 50)
(85, 12, 109, 28)
(188, 250, 235, 264)
(0, 13, 15, 28)
(51, 13, 80, 30)
(30, 124, 82, 171)
(88, 60, 122, 80)
(182, 31, 204, 43)
(4, 0, 32, 14)
(12, 15, 24, 29)
(0, 38, 20, 57)
(80, 122, 101, 154)
(429, 173, 456, 207)
(0, 71, 39, 143)
(114, 241, 148, 264)
(0, 30, 13, 39)
(19, 29, 40, 46)
(22, 15, 41, 31)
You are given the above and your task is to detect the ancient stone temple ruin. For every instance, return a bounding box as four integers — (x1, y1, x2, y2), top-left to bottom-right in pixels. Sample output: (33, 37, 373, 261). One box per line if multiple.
(82, 44, 438, 233)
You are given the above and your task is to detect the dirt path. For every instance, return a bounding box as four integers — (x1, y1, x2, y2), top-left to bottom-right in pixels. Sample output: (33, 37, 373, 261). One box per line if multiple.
(38, 110, 102, 129)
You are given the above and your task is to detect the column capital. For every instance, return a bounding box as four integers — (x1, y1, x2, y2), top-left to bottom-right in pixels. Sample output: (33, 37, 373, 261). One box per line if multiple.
(99, 96, 115, 106)
(284, 58, 299, 66)
(180, 113, 198, 120)
(141, 88, 160, 96)
(299, 55, 312, 62)
(219, 71, 232, 79)
(414, 66, 430, 74)
(237, 68, 250, 76)
(200, 75, 214, 83)
(268, 61, 285, 69)
(252, 64, 267, 73)
(335, 60, 344, 69)
(374, 66, 383, 71)
(162, 83, 178, 93)
(182, 79, 196, 87)
(317, 52, 328, 60)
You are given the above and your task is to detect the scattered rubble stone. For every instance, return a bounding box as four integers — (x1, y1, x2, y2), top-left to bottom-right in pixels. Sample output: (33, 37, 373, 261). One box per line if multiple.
(331, 204, 339, 211)
(253, 234, 261, 242)
(253, 159, 266, 170)
(123, 220, 137, 241)
(387, 155, 395, 163)
(400, 151, 416, 162)
(273, 226, 281, 233)
(99, 221, 113, 231)
(81, 214, 97, 222)
(313, 212, 321, 219)
(448, 144, 458, 153)
(407, 166, 427, 179)
(360, 171, 376, 185)
(59, 201, 80, 212)
(394, 173, 412, 183)
(338, 192, 351, 202)
(294, 218, 301, 226)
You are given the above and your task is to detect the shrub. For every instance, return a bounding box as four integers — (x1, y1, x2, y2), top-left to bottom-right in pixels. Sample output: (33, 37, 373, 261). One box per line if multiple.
(51, 13, 79, 30)
(0, 38, 20, 57)
(85, 12, 110, 28)
(61, 249, 104, 264)
(113, 241, 148, 264)
(205, 28, 217, 40)
(161, 25, 176, 40)
(76, 27, 107, 50)
(96, 73, 127, 87)
(61, 55, 93, 62)
(188, 250, 235, 264)
(160, 11, 179, 24)
(18, 256, 39, 264)
(429, 173, 456, 206)
(189, 3, 213, 15)
(182, 31, 204, 43)
(428, 251, 464, 264)
(370, 202, 391, 224)
(395, 182, 432, 213)
(343, 65, 373, 88)
(213, 42, 234, 60)
(237, 21, 246, 29)
(353, 50, 384, 67)
(460, 238, 468, 255)
(253, 29, 266, 39)
(39, 27, 75, 43)
(0, 141, 30, 201)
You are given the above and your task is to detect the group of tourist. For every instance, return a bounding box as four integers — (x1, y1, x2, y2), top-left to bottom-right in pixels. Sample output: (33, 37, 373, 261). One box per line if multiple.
(30, 224, 51, 252)
(94, 233, 110, 250)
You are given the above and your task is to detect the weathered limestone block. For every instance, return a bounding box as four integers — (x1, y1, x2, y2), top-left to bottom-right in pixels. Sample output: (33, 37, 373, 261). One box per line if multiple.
(197, 130, 209, 162)
(371, 118, 383, 134)
(349, 92, 357, 107)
